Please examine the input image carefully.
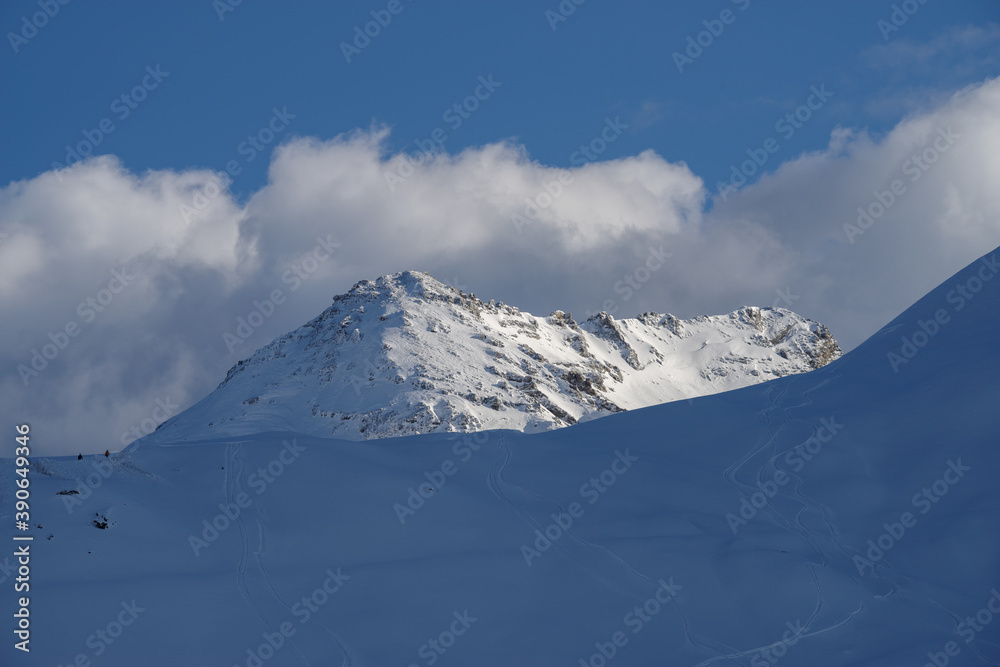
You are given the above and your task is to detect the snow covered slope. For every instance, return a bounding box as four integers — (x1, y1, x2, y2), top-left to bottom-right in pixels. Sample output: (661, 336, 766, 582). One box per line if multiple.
(2, 247, 998, 665)
(150, 270, 841, 442)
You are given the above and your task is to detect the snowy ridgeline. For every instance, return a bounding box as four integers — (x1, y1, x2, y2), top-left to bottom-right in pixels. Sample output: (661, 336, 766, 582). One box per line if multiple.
(148, 270, 841, 444)
(1, 248, 998, 665)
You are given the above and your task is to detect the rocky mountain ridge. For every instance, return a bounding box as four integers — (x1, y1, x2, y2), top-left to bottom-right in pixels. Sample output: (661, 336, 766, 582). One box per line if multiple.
(149, 270, 842, 441)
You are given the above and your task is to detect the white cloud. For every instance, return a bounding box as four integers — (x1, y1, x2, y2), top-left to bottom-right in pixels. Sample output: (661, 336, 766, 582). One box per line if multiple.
(860, 24, 1000, 120)
(2, 78, 999, 456)
(865, 24, 1000, 70)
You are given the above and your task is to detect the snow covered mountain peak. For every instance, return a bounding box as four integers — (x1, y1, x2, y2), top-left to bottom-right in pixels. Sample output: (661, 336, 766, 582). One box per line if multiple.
(151, 271, 842, 443)
(337, 269, 452, 303)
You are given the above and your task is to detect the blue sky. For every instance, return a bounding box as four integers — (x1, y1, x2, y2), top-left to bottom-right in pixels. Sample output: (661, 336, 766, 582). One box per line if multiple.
(3, 0, 996, 197)
(2, 0, 1000, 455)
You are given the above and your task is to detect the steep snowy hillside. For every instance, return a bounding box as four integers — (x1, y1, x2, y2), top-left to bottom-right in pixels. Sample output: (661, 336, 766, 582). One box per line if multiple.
(150, 270, 841, 442)
(3, 247, 997, 666)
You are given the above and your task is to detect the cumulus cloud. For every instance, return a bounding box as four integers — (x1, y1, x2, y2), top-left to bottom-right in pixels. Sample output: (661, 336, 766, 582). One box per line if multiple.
(2, 78, 999, 456)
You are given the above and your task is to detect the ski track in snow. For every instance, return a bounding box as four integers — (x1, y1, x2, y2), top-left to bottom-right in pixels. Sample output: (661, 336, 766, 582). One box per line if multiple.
(926, 599, 1000, 663)
(225, 442, 355, 667)
(486, 434, 744, 658)
(753, 372, 999, 659)
(711, 377, 864, 662)
(487, 434, 650, 601)
(750, 376, 900, 590)
(225, 442, 267, 625)
(253, 500, 355, 667)
(690, 602, 866, 667)
(712, 370, 980, 663)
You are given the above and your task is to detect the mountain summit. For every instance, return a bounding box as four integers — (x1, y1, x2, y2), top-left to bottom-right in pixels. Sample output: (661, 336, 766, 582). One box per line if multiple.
(150, 270, 841, 442)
